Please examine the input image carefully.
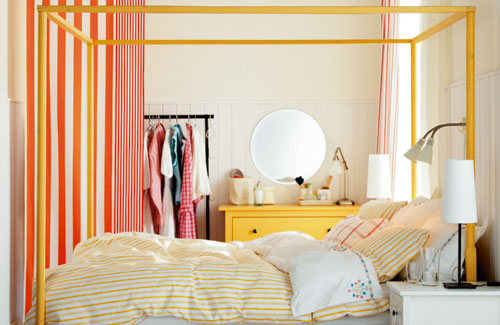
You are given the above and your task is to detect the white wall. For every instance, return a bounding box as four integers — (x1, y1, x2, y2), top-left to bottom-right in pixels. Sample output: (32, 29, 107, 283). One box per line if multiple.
(1, 0, 26, 323)
(144, 0, 382, 241)
(147, 101, 377, 241)
(446, 71, 500, 281)
(145, 0, 381, 102)
(447, 0, 500, 83)
(430, 0, 500, 280)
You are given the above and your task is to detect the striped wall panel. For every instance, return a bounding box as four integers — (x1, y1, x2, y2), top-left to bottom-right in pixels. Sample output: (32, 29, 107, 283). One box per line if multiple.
(25, 0, 117, 314)
(114, 0, 145, 233)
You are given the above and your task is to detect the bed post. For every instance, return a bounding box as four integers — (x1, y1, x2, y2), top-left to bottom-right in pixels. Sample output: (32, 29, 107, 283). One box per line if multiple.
(87, 43, 95, 239)
(465, 10, 476, 282)
(410, 42, 417, 200)
(36, 10, 47, 325)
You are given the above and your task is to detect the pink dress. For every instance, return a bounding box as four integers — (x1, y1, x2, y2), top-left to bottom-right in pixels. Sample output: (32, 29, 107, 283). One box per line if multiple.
(143, 128, 154, 233)
(148, 124, 166, 233)
(178, 123, 197, 239)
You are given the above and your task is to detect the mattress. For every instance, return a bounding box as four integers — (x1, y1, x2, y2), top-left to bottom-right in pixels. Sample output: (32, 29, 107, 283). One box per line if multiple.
(139, 285, 391, 324)
(140, 312, 390, 325)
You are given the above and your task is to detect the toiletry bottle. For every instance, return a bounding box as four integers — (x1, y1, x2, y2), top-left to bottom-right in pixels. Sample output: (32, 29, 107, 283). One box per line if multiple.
(254, 182, 263, 206)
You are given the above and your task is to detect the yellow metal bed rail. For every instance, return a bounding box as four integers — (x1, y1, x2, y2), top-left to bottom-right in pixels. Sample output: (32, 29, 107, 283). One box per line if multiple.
(35, 5, 476, 324)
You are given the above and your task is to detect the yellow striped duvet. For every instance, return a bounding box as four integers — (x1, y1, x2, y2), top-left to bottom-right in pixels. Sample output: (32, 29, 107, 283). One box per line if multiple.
(26, 232, 388, 324)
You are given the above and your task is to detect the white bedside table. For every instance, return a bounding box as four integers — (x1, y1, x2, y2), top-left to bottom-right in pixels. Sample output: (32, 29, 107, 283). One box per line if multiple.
(387, 281, 500, 325)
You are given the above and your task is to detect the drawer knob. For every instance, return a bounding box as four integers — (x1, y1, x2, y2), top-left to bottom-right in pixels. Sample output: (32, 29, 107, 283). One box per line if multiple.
(252, 229, 258, 234)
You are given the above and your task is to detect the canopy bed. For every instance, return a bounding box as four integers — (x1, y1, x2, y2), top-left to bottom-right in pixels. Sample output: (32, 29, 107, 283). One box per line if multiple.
(33, 4, 477, 324)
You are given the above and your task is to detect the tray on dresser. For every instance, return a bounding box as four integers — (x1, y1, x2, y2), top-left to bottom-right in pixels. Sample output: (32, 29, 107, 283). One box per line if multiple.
(298, 200, 334, 206)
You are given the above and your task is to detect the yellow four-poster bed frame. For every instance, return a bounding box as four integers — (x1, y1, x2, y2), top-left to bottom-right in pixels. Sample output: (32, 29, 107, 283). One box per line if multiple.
(35, 5, 476, 323)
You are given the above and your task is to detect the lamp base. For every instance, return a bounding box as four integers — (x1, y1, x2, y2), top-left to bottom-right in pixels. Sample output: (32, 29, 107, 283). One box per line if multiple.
(443, 282, 477, 289)
(336, 198, 355, 206)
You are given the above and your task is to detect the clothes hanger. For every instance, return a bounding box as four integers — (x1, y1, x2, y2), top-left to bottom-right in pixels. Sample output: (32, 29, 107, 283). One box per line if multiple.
(206, 118, 215, 139)
(146, 104, 154, 131)
(192, 105, 198, 128)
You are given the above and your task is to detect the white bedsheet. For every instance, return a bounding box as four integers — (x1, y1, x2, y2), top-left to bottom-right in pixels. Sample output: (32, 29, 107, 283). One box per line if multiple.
(140, 284, 391, 325)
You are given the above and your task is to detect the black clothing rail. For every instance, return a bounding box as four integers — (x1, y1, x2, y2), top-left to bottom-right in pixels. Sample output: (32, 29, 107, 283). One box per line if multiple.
(144, 114, 214, 239)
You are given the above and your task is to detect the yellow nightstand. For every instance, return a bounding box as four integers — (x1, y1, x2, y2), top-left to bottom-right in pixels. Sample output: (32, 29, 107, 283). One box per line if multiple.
(219, 204, 360, 242)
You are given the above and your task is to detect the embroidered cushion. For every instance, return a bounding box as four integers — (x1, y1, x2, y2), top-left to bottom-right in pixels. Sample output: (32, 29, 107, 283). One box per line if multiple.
(323, 215, 388, 249)
(358, 200, 407, 221)
(353, 226, 430, 282)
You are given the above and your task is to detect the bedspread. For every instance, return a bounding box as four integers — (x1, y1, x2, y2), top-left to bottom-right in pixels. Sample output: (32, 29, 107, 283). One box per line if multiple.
(25, 232, 388, 324)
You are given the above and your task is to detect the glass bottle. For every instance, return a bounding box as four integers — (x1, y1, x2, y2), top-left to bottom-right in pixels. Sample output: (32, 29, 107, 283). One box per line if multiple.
(254, 181, 263, 206)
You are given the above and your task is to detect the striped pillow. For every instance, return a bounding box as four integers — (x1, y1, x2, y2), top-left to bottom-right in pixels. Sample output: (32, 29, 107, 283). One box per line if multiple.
(352, 226, 430, 282)
(358, 200, 408, 221)
(323, 216, 388, 249)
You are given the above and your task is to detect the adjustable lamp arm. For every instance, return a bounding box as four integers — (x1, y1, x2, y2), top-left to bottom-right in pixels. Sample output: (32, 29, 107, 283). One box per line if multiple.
(404, 122, 466, 164)
(333, 147, 349, 170)
(421, 122, 466, 140)
(428, 122, 466, 138)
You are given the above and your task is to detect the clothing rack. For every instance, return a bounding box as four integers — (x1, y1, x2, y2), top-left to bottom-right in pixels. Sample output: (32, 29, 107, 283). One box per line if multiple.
(144, 114, 215, 239)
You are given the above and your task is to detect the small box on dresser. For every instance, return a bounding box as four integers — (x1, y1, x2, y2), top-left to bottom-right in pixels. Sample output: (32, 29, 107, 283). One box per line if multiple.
(388, 281, 500, 325)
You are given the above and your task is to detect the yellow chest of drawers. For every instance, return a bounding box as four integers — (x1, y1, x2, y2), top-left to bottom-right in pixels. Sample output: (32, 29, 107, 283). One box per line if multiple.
(220, 204, 360, 242)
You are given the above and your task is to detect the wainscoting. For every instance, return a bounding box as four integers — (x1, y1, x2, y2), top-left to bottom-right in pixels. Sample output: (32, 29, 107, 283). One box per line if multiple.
(146, 101, 378, 241)
(0, 99, 24, 324)
(446, 70, 500, 280)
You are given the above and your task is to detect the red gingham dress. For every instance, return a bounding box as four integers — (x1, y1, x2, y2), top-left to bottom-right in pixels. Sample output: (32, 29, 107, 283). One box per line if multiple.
(178, 123, 198, 239)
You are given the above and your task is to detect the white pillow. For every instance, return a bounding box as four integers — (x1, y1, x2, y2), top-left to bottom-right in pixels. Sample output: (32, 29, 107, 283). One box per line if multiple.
(389, 197, 441, 228)
(421, 216, 486, 282)
(358, 200, 407, 221)
(288, 245, 384, 316)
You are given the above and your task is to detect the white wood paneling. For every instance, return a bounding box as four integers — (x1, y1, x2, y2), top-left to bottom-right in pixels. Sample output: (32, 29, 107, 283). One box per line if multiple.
(0, 99, 25, 325)
(146, 101, 377, 242)
(446, 70, 500, 280)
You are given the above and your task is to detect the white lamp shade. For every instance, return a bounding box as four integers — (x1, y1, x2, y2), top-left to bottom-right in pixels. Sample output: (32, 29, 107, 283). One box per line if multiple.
(366, 154, 392, 199)
(417, 138, 434, 165)
(442, 159, 477, 224)
(328, 160, 345, 175)
(404, 138, 425, 163)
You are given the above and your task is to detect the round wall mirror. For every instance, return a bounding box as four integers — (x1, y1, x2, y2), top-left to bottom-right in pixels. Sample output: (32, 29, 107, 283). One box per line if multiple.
(250, 109, 326, 185)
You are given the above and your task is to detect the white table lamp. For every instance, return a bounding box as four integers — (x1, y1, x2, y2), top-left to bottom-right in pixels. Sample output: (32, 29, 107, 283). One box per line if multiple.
(442, 159, 477, 289)
(328, 160, 345, 175)
(366, 154, 391, 199)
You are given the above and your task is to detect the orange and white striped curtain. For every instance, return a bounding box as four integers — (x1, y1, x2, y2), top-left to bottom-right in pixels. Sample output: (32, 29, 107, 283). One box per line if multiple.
(376, 0, 400, 197)
(25, 0, 144, 314)
(114, 0, 145, 233)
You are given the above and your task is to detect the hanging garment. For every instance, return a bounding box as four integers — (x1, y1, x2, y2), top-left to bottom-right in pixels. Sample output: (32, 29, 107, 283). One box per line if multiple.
(178, 123, 197, 239)
(191, 126, 211, 200)
(143, 128, 154, 234)
(159, 127, 175, 238)
(148, 124, 166, 233)
(170, 124, 186, 205)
